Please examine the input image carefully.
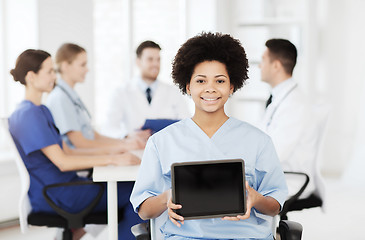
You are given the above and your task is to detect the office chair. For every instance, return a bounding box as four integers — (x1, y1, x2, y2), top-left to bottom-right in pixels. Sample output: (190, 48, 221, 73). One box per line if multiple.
(279, 171, 323, 220)
(131, 219, 303, 240)
(0, 118, 121, 240)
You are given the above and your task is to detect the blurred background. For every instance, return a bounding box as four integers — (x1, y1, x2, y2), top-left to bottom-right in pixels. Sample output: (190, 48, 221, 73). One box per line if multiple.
(0, 0, 364, 239)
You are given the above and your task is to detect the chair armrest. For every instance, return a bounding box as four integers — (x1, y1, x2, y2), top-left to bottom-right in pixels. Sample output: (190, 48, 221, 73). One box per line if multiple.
(278, 220, 303, 240)
(131, 222, 150, 240)
(42, 181, 104, 229)
(281, 172, 309, 217)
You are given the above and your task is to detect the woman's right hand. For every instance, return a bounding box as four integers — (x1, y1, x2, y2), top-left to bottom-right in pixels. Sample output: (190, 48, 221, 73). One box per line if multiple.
(129, 129, 152, 142)
(112, 152, 141, 166)
(124, 130, 151, 150)
(166, 190, 185, 227)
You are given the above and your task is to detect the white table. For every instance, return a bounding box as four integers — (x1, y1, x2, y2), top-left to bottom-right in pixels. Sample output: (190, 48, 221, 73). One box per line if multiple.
(93, 164, 140, 240)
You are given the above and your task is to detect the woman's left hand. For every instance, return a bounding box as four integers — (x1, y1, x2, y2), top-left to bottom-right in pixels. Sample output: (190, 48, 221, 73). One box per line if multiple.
(222, 181, 259, 221)
(166, 190, 185, 227)
(111, 152, 141, 166)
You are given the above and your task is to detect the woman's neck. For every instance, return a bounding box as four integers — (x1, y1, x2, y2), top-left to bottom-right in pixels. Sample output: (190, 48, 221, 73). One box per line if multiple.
(25, 87, 42, 106)
(192, 109, 229, 138)
(61, 75, 76, 88)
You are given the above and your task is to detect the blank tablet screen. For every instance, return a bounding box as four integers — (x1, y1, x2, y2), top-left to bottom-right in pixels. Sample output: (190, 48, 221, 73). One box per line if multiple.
(171, 159, 245, 219)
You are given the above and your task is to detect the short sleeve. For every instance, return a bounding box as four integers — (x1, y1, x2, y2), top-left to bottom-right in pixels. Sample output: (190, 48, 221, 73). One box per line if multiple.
(255, 136, 288, 208)
(130, 137, 165, 212)
(10, 107, 59, 155)
(46, 89, 81, 135)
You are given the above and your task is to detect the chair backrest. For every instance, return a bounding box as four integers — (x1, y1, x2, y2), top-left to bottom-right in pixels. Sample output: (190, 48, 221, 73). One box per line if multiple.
(150, 211, 168, 240)
(0, 118, 31, 233)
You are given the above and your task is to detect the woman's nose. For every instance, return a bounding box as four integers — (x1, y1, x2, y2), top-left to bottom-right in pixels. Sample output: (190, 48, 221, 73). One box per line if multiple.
(204, 82, 216, 92)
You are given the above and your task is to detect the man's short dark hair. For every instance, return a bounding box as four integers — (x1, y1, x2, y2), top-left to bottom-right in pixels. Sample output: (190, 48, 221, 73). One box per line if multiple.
(136, 40, 161, 58)
(265, 39, 297, 75)
(172, 32, 249, 94)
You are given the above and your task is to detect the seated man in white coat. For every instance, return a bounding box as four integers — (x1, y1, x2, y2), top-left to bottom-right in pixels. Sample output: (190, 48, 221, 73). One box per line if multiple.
(258, 39, 326, 210)
(103, 41, 191, 138)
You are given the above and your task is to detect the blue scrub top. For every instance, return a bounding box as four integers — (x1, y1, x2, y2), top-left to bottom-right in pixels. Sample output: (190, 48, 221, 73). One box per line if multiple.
(130, 117, 288, 240)
(8, 100, 90, 213)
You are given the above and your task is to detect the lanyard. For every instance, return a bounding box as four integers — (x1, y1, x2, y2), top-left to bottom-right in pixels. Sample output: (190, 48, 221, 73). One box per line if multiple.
(56, 84, 92, 119)
(267, 83, 298, 127)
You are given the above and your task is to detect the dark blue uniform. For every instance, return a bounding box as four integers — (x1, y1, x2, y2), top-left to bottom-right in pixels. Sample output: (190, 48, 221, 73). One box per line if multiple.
(9, 100, 143, 239)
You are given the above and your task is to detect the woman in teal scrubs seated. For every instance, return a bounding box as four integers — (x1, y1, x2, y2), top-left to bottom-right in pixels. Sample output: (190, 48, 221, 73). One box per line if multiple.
(8, 49, 144, 240)
(130, 32, 288, 240)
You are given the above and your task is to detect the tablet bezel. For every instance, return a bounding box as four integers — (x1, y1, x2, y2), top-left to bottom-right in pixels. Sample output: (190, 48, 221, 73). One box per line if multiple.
(171, 159, 246, 220)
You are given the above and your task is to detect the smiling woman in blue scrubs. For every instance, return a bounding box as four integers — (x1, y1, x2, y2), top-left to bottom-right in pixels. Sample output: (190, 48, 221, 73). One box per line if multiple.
(8, 49, 143, 240)
(130, 32, 288, 240)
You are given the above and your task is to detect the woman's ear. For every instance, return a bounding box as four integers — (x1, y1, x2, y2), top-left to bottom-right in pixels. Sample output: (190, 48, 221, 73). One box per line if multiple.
(25, 71, 35, 85)
(230, 84, 234, 95)
(186, 83, 191, 95)
(59, 61, 68, 74)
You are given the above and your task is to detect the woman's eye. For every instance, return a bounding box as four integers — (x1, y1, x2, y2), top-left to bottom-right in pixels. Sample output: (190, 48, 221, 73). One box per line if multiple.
(217, 79, 225, 83)
(196, 79, 204, 83)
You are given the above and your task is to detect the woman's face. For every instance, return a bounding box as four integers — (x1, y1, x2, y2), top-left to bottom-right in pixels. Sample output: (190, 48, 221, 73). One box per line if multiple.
(186, 60, 233, 115)
(31, 57, 57, 93)
(64, 51, 89, 83)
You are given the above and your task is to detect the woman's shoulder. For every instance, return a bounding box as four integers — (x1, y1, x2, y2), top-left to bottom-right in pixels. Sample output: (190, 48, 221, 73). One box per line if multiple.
(9, 101, 46, 130)
(229, 117, 272, 145)
(150, 118, 189, 141)
(11, 100, 39, 118)
(46, 85, 70, 104)
(230, 117, 267, 135)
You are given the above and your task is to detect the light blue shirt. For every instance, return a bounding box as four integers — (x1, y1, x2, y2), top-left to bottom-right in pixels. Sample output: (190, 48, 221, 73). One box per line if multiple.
(130, 117, 288, 240)
(46, 78, 94, 147)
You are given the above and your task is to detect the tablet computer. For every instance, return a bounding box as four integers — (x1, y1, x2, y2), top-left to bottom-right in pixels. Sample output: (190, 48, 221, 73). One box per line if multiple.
(171, 159, 246, 220)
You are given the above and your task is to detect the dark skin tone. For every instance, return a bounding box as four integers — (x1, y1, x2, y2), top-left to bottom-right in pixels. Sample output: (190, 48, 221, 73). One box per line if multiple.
(138, 61, 281, 226)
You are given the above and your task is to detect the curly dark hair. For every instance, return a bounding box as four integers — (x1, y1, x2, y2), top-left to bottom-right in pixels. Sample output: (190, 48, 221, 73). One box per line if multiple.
(172, 32, 249, 94)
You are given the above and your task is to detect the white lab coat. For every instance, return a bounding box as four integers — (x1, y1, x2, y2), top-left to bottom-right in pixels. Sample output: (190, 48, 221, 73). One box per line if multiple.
(259, 79, 326, 199)
(102, 78, 191, 138)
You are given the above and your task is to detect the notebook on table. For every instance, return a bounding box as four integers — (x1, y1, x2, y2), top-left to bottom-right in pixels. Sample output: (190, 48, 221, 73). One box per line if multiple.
(141, 119, 179, 134)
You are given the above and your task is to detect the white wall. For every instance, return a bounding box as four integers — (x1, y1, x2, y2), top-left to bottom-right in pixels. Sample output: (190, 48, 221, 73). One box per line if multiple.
(38, 0, 95, 116)
(0, 0, 38, 117)
(0, 0, 38, 223)
(337, 0, 365, 180)
(0, 0, 95, 223)
(318, 0, 365, 176)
